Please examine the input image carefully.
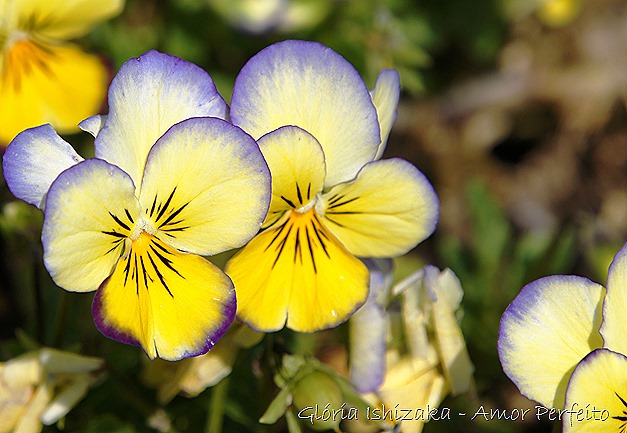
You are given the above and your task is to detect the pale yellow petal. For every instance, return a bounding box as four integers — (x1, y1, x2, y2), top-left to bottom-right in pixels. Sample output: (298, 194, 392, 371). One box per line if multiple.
(563, 349, 627, 433)
(322, 158, 438, 258)
(42, 159, 140, 293)
(257, 126, 326, 225)
(138, 117, 270, 256)
(498, 276, 605, 409)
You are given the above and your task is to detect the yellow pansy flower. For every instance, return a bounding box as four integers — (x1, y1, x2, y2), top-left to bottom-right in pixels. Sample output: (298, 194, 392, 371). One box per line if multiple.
(0, 0, 124, 145)
(3, 51, 271, 361)
(225, 40, 439, 333)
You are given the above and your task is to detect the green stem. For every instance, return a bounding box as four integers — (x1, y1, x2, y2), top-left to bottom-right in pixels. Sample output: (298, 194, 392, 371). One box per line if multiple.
(206, 377, 230, 433)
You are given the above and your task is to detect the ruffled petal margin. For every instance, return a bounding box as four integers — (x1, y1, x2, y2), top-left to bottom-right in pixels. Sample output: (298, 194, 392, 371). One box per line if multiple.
(3, 124, 83, 209)
(497, 275, 605, 409)
(93, 233, 235, 361)
(321, 158, 439, 258)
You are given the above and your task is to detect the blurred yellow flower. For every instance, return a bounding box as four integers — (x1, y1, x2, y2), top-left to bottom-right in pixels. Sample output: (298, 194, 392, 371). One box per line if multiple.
(0, 348, 103, 433)
(0, 0, 124, 145)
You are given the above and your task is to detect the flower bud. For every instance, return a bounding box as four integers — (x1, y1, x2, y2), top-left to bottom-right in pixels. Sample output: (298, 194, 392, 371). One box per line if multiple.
(292, 371, 343, 431)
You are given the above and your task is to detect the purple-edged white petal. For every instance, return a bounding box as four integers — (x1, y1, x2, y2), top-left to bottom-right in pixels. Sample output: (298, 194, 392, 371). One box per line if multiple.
(370, 69, 401, 160)
(231, 40, 381, 186)
(3, 124, 83, 209)
(95, 50, 229, 187)
(498, 275, 605, 409)
(600, 242, 627, 354)
(349, 258, 393, 393)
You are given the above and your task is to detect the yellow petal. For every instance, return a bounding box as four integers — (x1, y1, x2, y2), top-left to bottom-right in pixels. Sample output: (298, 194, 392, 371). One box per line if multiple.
(498, 276, 605, 409)
(42, 159, 140, 293)
(600, 243, 627, 354)
(5, 0, 124, 40)
(563, 349, 627, 433)
(93, 233, 235, 361)
(226, 209, 369, 332)
(321, 158, 438, 257)
(257, 126, 326, 226)
(138, 117, 271, 256)
(0, 41, 109, 145)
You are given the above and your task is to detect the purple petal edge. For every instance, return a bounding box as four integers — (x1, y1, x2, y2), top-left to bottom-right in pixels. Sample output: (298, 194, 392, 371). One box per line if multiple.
(92, 275, 237, 360)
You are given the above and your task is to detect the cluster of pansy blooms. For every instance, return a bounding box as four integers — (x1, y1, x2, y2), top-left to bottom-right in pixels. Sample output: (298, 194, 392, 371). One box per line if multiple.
(499, 242, 627, 432)
(0, 0, 124, 146)
(2, 37, 457, 431)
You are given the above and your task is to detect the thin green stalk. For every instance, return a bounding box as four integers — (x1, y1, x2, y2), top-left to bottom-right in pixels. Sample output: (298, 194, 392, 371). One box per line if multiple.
(206, 377, 230, 433)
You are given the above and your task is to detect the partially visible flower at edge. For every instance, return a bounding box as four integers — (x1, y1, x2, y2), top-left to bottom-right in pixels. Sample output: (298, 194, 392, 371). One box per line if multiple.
(0, 348, 103, 433)
(225, 40, 439, 334)
(2, 50, 271, 361)
(0, 0, 125, 145)
(498, 242, 627, 432)
(348, 261, 474, 433)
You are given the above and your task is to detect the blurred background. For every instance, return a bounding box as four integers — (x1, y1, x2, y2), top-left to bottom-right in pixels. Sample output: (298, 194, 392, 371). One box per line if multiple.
(1, 0, 625, 431)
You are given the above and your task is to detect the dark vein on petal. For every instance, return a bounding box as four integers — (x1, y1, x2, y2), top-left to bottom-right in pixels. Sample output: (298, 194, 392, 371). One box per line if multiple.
(323, 214, 346, 228)
(125, 208, 134, 224)
(294, 227, 302, 264)
(160, 202, 189, 227)
(305, 225, 317, 273)
(149, 195, 158, 217)
(147, 251, 173, 297)
(311, 221, 330, 258)
(156, 188, 177, 223)
(327, 196, 359, 209)
(296, 182, 303, 205)
(281, 195, 296, 208)
(307, 183, 311, 200)
(109, 212, 131, 231)
(102, 230, 126, 238)
(149, 244, 184, 278)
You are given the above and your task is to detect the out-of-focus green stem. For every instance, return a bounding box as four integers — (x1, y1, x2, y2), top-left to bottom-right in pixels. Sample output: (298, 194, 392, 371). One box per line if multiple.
(206, 377, 230, 433)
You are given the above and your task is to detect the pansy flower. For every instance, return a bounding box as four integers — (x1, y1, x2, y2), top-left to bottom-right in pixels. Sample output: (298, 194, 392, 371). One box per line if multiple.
(3, 50, 271, 360)
(498, 242, 627, 431)
(225, 40, 439, 332)
(0, 0, 124, 145)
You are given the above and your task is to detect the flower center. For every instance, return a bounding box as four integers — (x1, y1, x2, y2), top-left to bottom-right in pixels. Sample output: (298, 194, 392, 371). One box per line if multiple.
(130, 215, 157, 241)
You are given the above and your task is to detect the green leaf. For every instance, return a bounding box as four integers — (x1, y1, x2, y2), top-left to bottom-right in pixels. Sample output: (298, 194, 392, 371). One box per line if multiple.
(259, 386, 292, 425)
